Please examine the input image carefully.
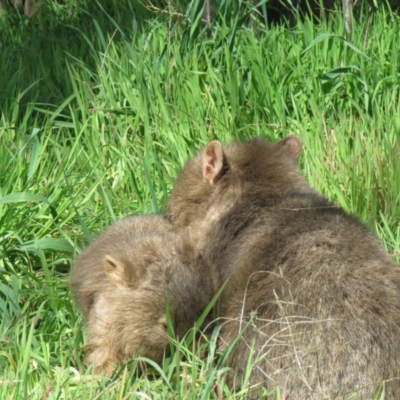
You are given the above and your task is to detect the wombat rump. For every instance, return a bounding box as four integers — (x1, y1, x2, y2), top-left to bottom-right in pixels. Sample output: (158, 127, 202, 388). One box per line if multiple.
(70, 215, 213, 376)
(166, 136, 400, 399)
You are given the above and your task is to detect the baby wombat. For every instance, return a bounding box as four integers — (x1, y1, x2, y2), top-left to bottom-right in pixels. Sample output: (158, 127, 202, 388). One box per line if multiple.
(166, 137, 400, 399)
(70, 215, 213, 376)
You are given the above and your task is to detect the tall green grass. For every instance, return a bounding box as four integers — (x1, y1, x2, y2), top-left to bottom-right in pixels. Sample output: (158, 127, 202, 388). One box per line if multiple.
(0, 1, 399, 398)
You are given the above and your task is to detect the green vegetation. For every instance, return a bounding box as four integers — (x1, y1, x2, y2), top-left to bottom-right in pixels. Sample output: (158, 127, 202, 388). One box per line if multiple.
(0, 1, 399, 398)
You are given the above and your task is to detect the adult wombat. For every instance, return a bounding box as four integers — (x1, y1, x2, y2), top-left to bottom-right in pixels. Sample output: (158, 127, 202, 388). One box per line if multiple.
(166, 136, 400, 399)
(70, 215, 213, 376)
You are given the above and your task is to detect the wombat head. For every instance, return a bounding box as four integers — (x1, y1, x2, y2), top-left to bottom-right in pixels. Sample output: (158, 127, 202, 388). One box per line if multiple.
(87, 282, 171, 370)
(70, 215, 173, 316)
(101, 235, 163, 289)
(166, 136, 307, 229)
(94, 234, 213, 366)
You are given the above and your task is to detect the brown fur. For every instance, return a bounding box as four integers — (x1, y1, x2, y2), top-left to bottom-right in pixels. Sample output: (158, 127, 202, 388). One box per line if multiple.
(166, 137, 400, 399)
(70, 215, 213, 375)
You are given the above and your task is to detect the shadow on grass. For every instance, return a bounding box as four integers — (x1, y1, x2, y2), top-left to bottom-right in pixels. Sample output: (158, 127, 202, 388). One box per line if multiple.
(0, 0, 197, 123)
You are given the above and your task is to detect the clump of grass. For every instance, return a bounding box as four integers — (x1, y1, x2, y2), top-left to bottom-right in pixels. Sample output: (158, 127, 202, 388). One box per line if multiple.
(0, 0, 399, 398)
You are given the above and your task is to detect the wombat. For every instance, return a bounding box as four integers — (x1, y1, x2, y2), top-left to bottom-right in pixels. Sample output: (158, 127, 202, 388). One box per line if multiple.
(166, 137, 400, 399)
(70, 215, 214, 376)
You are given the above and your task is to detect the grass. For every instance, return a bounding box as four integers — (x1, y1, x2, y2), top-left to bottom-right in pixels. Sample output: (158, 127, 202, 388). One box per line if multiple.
(0, 0, 399, 398)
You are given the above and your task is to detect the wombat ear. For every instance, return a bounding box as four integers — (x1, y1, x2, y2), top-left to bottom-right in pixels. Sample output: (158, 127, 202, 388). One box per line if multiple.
(104, 255, 127, 287)
(202, 141, 225, 184)
(280, 136, 302, 163)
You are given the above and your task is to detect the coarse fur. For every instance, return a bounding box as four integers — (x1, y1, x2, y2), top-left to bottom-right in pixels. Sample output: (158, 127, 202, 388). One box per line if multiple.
(166, 137, 400, 399)
(70, 215, 213, 376)
(71, 215, 173, 317)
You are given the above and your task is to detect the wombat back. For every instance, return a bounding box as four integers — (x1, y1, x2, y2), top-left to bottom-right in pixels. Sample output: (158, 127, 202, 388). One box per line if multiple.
(218, 195, 400, 398)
